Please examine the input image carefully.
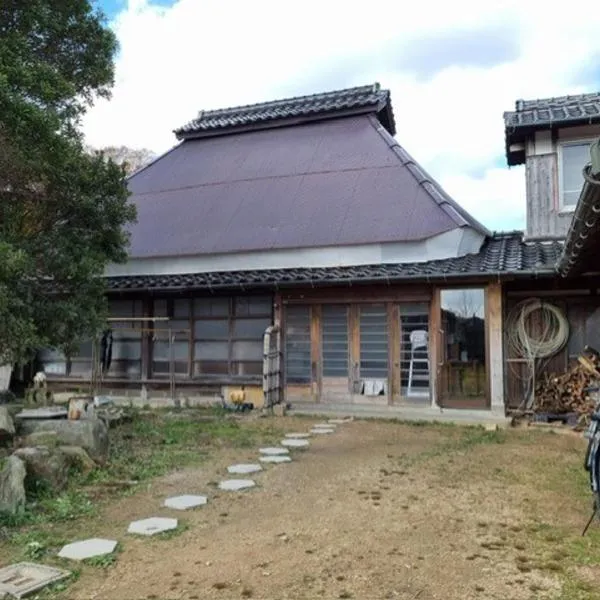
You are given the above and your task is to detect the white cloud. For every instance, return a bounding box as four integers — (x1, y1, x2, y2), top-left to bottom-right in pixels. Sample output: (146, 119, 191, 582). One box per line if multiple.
(82, 0, 600, 231)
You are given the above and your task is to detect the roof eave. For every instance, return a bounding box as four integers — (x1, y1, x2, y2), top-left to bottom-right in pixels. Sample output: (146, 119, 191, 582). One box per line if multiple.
(558, 164, 600, 276)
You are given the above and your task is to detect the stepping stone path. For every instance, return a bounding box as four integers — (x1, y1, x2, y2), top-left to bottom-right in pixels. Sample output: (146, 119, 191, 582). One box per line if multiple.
(259, 447, 290, 455)
(285, 432, 311, 439)
(259, 455, 292, 464)
(58, 538, 117, 561)
(328, 418, 351, 424)
(227, 463, 262, 474)
(128, 517, 178, 536)
(219, 479, 256, 491)
(313, 423, 335, 428)
(281, 438, 310, 448)
(0, 563, 69, 598)
(310, 427, 334, 434)
(164, 495, 208, 510)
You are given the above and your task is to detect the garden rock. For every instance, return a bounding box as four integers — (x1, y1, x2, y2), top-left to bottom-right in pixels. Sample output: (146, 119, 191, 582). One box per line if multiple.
(17, 418, 108, 464)
(0, 407, 15, 439)
(0, 455, 26, 514)
(22, 431, 59, 448)
(58, 538, 117, 561)
(59, 446, 96, 474)
(14, 446, 69, 492)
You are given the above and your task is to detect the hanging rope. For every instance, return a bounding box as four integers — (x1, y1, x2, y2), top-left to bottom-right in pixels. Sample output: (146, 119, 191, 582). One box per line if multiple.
(506, 299, 570, 409)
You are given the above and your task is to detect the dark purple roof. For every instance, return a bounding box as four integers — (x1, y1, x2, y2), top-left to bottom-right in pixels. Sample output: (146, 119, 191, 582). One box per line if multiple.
(127, 113, 489, 259)
(504, 91, 600, 165)
(107, 233, 562, 292)
(174, 83, 395, 139)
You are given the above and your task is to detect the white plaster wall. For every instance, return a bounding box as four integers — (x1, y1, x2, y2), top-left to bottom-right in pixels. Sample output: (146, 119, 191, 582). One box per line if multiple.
(107, 227, 485, 277)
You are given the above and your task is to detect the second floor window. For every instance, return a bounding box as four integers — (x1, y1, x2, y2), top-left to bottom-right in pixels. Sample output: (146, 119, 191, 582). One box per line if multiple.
(560, 141, 591, 210)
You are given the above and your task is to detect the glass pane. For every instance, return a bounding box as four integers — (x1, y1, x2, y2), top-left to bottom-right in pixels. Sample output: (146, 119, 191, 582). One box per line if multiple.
(111, 341, 142, 360)
(232, 340, 263, 361)
(153, 340, 189, 361)
(173, 299, 190, 318)
(562, 143, 591, 205)
(194, 341, 228, 360)
(322, 305, 348, 377)
(400, 304, 430, 397)
(285, 306, 311, 383)
(194, 319, 229, 339)
(193, 361, 229, 375)
(233, 318, 270, 338)
(360, 305, 388, 378)
(194, 297, 230, 317)
(154, 299, 168, 317)
(440, 288, 486, 402)
(232, 362, 262, 375)
(235, 296, 272, 316)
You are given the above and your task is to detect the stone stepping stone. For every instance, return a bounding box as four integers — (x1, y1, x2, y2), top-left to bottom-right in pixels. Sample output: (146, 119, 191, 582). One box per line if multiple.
(227, 463, 262, 474)
(313, 422, 336, 428)
(281, 438, 310, 448)
(285, 432, 311, 439)
(0, 563, 69, 599)
(218, 479, 256, 491)
(259, 455, 292, 464)
(164, 495, 208, 510)
(259, 447, 290, 456)
(328, 419, 350, 424)
(310, 427, 335, 434)
(58, 538, 117, 561)
(128, 517, 178, 536)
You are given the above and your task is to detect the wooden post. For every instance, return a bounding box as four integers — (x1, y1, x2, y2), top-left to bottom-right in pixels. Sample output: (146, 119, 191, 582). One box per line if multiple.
(310, 305, 322, 402)
(349, 305, 360, 397)
(388, 303, 401, 405)
(486, 282, 504, 411)
(141, 296, 152, 381)
(429, 289, 441, 408)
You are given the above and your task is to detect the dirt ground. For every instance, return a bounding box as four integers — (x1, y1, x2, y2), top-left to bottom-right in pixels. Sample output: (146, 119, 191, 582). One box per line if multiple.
(9, 416, 600, 600)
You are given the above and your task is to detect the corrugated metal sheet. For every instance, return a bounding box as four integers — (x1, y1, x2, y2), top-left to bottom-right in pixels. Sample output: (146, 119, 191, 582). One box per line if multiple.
(128, 116, 479, 259)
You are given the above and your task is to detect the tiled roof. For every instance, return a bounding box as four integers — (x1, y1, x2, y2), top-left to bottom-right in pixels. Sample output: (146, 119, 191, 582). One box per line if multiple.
(174, 83, 395, 138)
(558, 164, 600, 277)
(505, 92, 600, 128)
(106, 233, 562, 292)
(504, 91, 600, 165)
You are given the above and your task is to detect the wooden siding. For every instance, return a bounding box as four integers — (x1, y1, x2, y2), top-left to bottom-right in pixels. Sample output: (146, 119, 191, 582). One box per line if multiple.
(526, 153, 572, 238)
(503, 286, 600, 410)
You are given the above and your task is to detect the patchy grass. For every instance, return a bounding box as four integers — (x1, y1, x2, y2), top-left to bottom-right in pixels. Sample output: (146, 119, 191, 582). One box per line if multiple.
(0, 409, 284, 579)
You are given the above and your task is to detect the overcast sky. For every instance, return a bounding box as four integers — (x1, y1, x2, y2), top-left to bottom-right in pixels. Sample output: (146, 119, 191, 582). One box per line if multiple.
(85, 0, 600, 232)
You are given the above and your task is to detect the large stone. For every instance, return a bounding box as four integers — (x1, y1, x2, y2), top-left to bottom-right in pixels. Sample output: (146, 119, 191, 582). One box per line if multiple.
(281, 438, 310, 448)
(14, 447, 69, 492)
(59, 446, 96, 474)
(17, 418, 108, 464)
(0, 407, 15, 439)
(22, 431, 59, 448)
(259, 455, 292, 464)
(0, 456, 26, 514)
(259, 447, 289, 456)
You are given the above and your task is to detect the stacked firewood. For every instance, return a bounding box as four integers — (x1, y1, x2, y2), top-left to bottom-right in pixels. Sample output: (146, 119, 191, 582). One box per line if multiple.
(533, 347, 600, 416)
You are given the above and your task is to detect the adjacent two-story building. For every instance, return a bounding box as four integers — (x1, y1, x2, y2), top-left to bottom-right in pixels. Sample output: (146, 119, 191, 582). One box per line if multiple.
(38, 85, 600, 418)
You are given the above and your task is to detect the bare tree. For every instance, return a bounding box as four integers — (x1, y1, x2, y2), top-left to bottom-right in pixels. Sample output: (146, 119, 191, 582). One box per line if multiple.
(88, 145, 156, 175)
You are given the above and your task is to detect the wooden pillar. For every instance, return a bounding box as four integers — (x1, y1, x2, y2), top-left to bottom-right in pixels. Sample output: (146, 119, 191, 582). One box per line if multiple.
(486, 282, 504, 411)
(388, 303, 401, 405)
(349, 305, 360, 396)
(141, 296, 152, 381)
(429, 288, 441, 408)
(310, 305, 322, 402)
